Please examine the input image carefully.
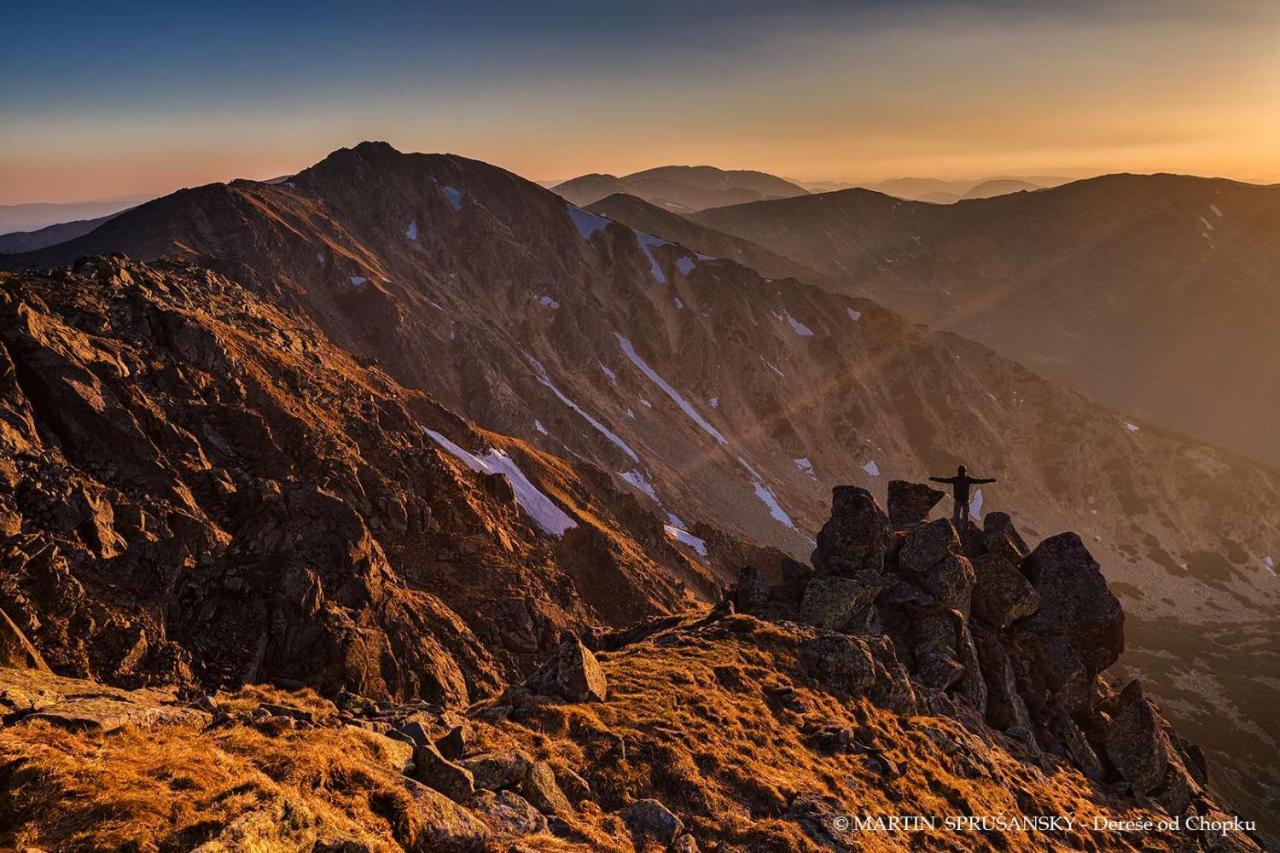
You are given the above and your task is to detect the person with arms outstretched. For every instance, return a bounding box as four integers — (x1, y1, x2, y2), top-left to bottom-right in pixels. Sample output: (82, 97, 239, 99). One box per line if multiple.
(929, 464, 996, 529)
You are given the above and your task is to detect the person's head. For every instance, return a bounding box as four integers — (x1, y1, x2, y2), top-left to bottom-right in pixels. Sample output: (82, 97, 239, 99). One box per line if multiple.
(957, 464, 967, 476)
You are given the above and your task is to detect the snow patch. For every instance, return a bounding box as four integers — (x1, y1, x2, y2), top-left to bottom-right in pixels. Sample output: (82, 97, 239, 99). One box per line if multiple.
(350, 276, 369, 288)
(664, 524, 708, 556)
(535, 295, 560, 309)
(709, 397, 719, 409)
(782, 310, 813, 337)
(634, 231, 669, 283)
(528, 356, 639, 461)
(1125, 422, 1140, 433)
(425, 429, 577, 537)
(429, 299, 445, 311)
(639, 397, 653, 408)
(1209, 203, 1224, 218)
(674, 296, 684, 310)
(619, 469, 659, 502)
(794, 457, 814, 475)
(406, 219, 418, 240)
(442, 186, 463, 211)
(676, 256, 696, 276)
(616, 333, 726, 444)
(534, 420, 548, 435)
(969, 488, 984, 519)
(626, 408, 636, 419)
(695, 252, 716, 261)
(863, 460, 880, 477)
(566, 204, 609, 239)
(847, 308, 862, 321)
(598, 362, 617, 383)
(316, 252, 325, 265)
(750, 478, 795, 528)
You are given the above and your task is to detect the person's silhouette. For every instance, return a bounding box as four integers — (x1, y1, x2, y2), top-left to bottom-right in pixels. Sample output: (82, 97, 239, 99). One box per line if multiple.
(929, 464, 996, 529)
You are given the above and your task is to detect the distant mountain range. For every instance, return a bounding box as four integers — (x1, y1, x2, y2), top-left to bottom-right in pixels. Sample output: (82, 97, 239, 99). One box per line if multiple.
(552, 165, 810, 211)
(0, 197, 149, 234)
(689, 174, 1280, 471)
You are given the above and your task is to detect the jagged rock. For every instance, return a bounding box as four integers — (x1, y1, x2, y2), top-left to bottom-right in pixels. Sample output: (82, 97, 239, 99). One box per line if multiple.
(798, 573, 881, 631)
(1105, 681, 1199, 814)
(470, 789, 547, 837)
(982, 512, 1029, 563)
(526, 634, 607, 703)
(811, 486, 888, 578)
(1020, 533, 1124, 674)
(732, 565, 770, 613)
(1044, 708, 1105, 780)
(970, 553, 1040, 629)
(460, 749, 531, 791)
(437, 724, 467, 760)
(0, 607, 48, 671)
(619, 798, 684, 845)
(1010, 629, 1093, 717)
(519, 760, 572, 816)
(350, 728, 415, 776)
(801, 633, 876, 695)
(887, 480, 945, 529)
(399, 776, 491, 850)
(910, 607, 986, 714)
(898, 518, 961, 576)
(970, 624, 1039, 753)
(411, 741, 476, 801)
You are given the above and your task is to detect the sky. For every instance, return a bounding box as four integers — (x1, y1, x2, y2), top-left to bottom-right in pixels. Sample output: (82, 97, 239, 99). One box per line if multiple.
(2, 0, 1278, 204)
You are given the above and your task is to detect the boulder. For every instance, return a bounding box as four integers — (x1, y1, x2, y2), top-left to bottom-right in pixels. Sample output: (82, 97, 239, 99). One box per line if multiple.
(399, 776, 491, 851)
(436, 724, 467, 760)
(619, 798, 684, 845)
(526, 634, 607, 703)
(917, 554, 976, 614)
(469, 789, 547, 837)
(810, 486, 888, 578)
(411, 742, 476, 801)
(1020, 534, 1123, 674)
(898, 518, 961, 577)
(982, 512, 1029, 563)
(970, 553, 1040, 629)
(887, 480, 945, 529)
(800, 633, 877, 696)
(518, 760, 572, 816)
(0, 607, 48, 671)
(798, 573, 881, 631)
(1105, 681, 1199, 814)
(460, 749, 531, 791)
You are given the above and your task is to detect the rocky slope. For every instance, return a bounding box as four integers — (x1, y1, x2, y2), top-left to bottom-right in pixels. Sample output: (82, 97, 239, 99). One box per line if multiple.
(691, 174, 1280, 470)
(0, 257, 723, 707)
(3, 142, 1278, 832)
(0, 486, 1263, 850)
(553, 165, 809, 211)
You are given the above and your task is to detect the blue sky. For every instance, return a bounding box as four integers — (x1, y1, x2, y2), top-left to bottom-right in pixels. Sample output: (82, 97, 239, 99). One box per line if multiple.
(3, 1, 1277, 203)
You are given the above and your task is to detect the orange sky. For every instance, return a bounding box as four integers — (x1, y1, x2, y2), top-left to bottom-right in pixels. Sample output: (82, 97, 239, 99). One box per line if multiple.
(2, 2, 1278, 205)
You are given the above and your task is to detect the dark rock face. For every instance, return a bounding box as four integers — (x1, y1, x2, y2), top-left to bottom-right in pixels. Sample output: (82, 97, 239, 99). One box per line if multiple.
(970, 553, 1039, 629)
(1020, 533, 1124, 674)
(887, 480, 945, 529)
(1105, 681, 1201, 815)
(811, 486, 888, 578)
(982, 512, 1029, 563)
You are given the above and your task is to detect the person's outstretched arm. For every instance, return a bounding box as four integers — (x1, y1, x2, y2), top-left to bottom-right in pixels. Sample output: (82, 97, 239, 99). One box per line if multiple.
(928, 476, 951, 483)
(974, 477, 997, 484)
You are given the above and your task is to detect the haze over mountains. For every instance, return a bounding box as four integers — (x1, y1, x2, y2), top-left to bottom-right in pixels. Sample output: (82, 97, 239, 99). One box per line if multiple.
(2, 143, 1276, 845)
(690, 175, 1280, 470)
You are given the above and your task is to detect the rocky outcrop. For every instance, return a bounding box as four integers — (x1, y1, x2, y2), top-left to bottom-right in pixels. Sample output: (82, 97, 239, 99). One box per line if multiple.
(0, 258, 708, 707)
(726, 482, 1240, 834)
